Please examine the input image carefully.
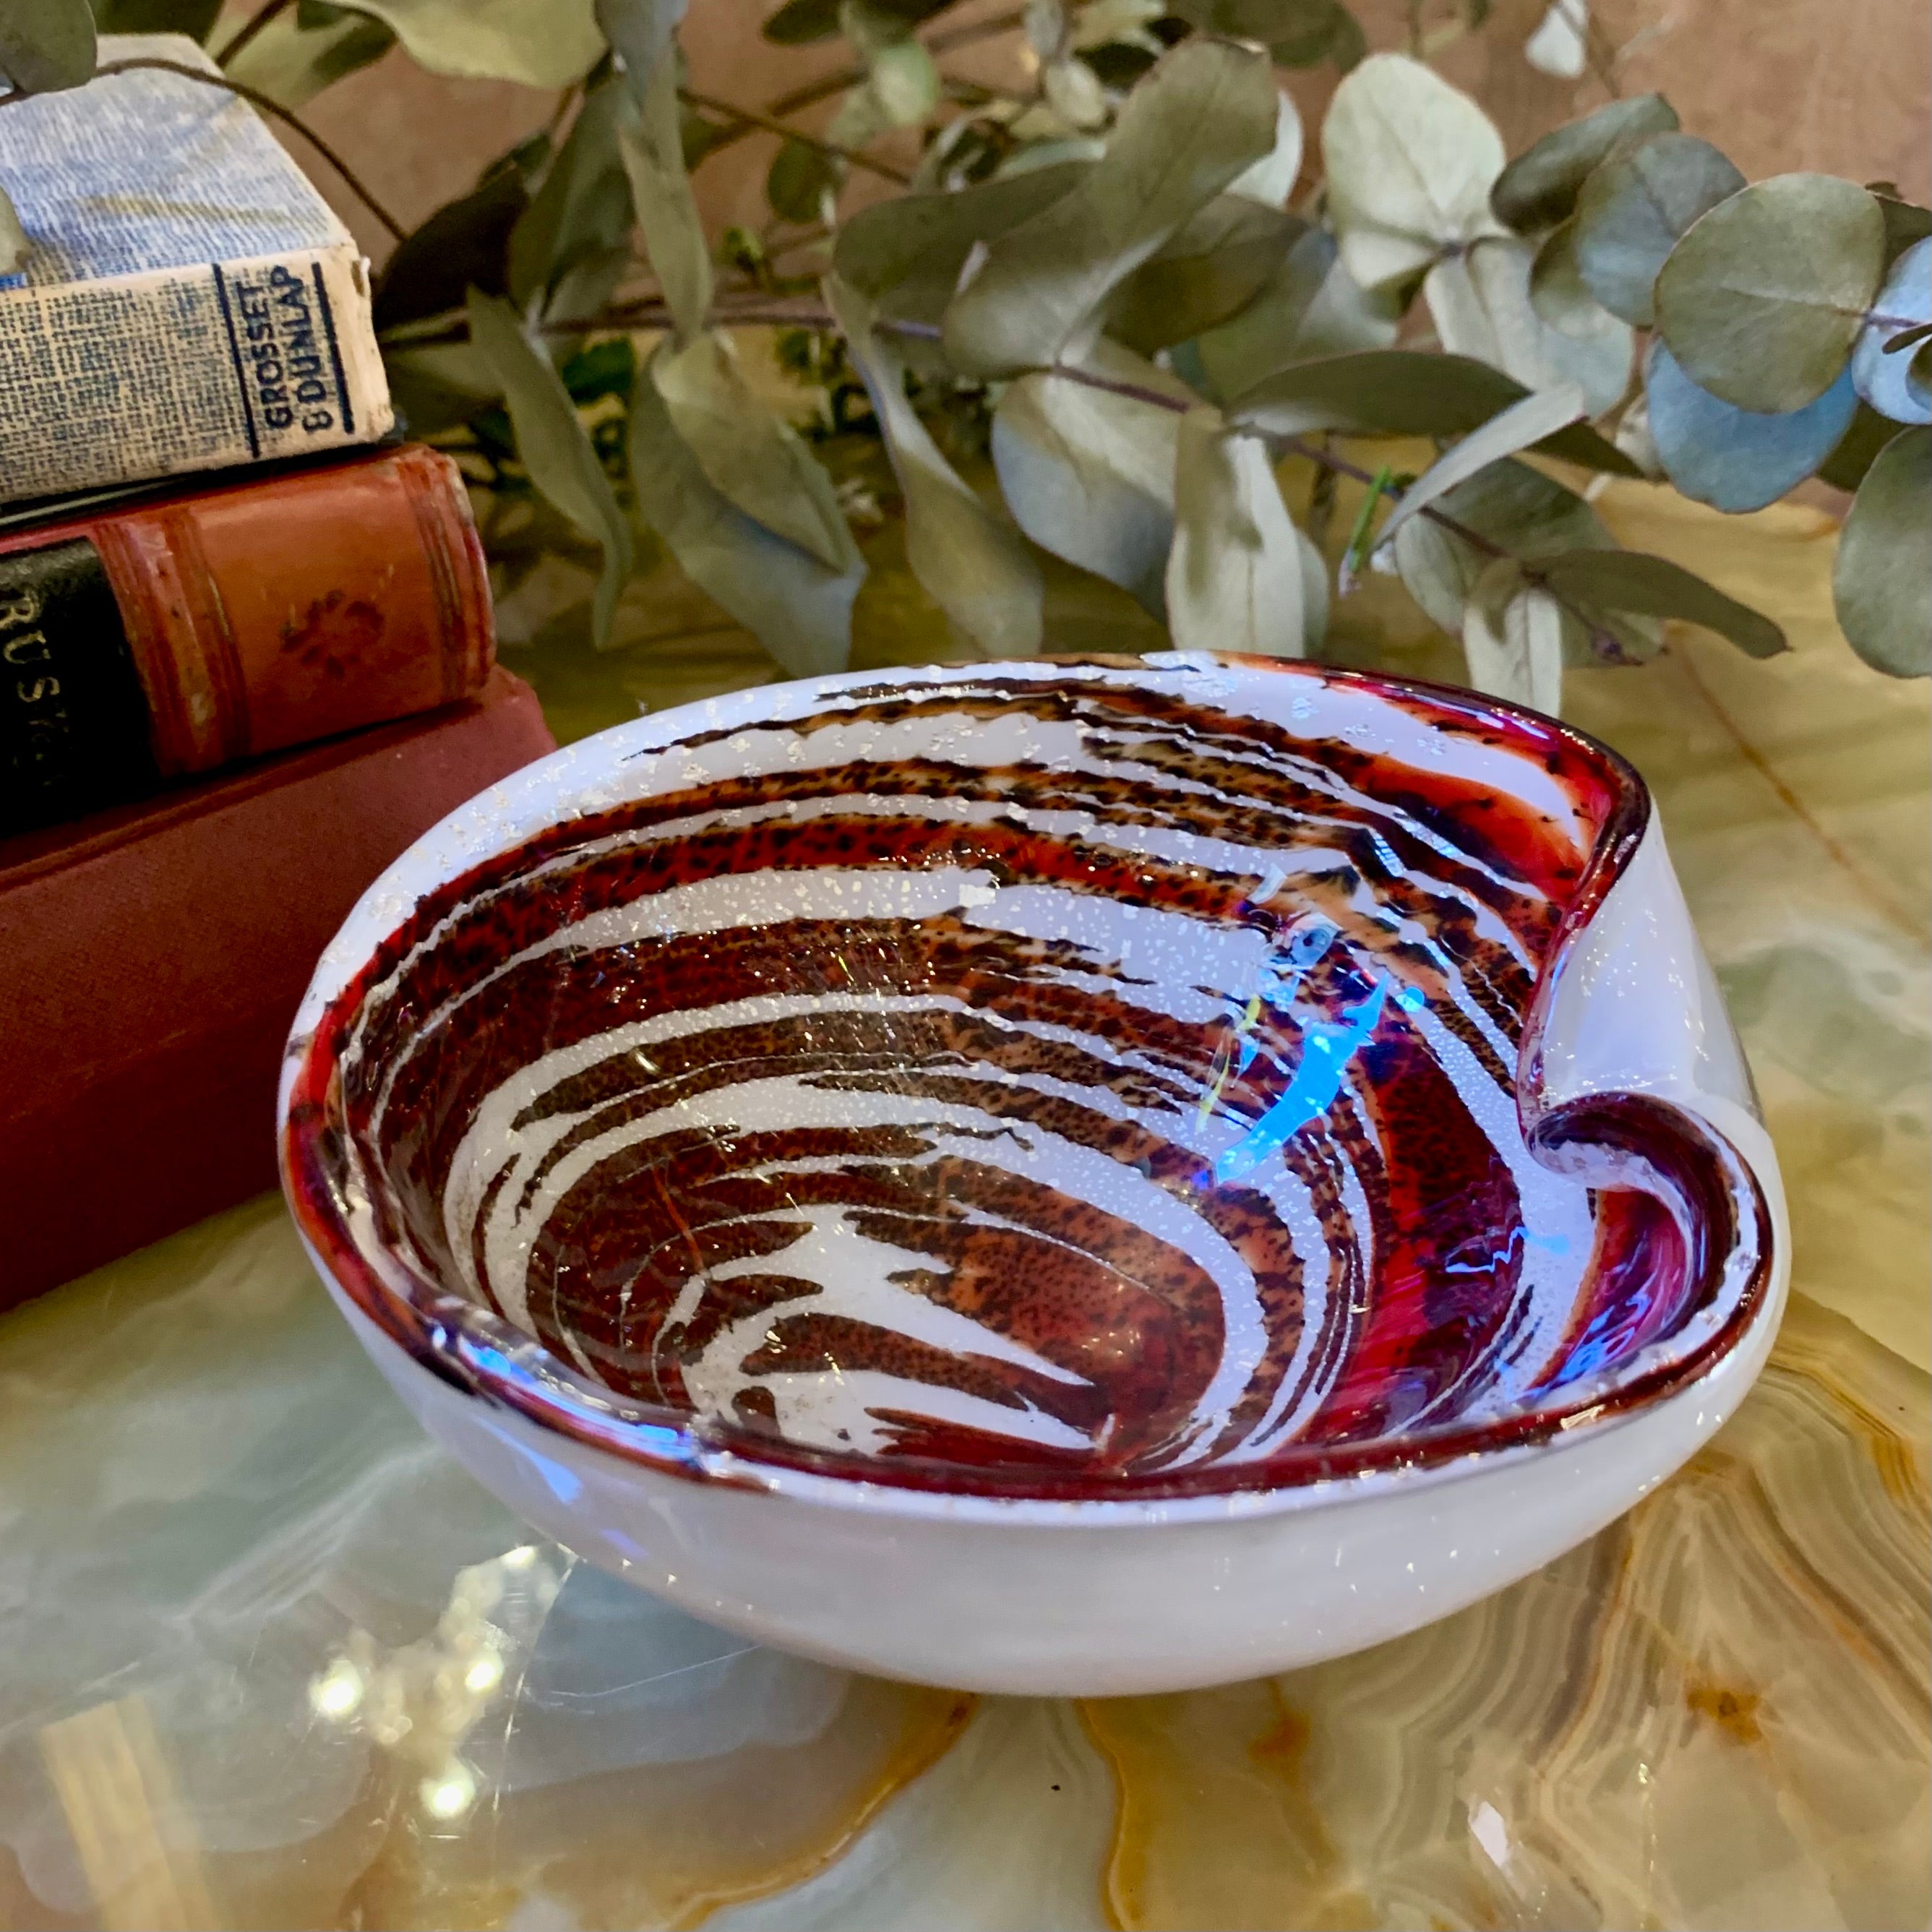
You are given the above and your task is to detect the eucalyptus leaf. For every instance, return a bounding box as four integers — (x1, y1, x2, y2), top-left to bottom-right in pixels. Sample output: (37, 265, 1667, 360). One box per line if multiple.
(1104, 198, 1302, 356)
(1873, 193, 1932, 270)
(1194, 228, 1397, 400)
(0, 186, 28, 276)
(1645, 338, 1856, 512)
(1226, 90, 1304, 210)
(768, 139, 843, 225)
(1654, 173, 1887, 413)
(1321, 53, 1506, 295)
(1521, 0, 1585, 80)
(1851, 239, 1932, 426)
(466, 289, 634, 651)
(828, 276, 1044, 655)
(1569, 132, 1743, 327)
(332, 0, 603, 85)
(1391, 457, 1624, 644)
(1372, 381, 1584, 557)
(617, 55, 713, 345)
(1818, 400, 1902, 493)
(652, 333, 859, 570)
(1832, 425, 1931, 677)
(1043, 55, 1109, 129)
(508, 77, 634, 310)
(1461, 559, 1563, 713)
(1164, 408, 1307, 656)
(942, 38, 1279, 379)
(1231, 348, 1638, 473)
(223, 1, 393, 108)
(1537, 547, 1787, 658)
(1425, 236, 1631, 414)
(991, 340, 1190, 614)
(382, 339, 504, 435)
(1490, 93, 1678, 235)
(90, 0, 221, 35)
(833, 162, 1087, 327)
(630, 348, 866, 677)
(1911, 340, 1932, 413)
(0, 0, 95, 94)
(1527, 220, 1600, 335)
(841, 0, 942, 126)
(763, 0, 841, 43)
(597, 0, 687, 106)
(375, 165, 529, 330)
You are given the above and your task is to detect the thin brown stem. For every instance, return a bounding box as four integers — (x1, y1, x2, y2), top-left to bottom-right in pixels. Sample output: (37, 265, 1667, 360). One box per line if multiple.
(214, 0, 294, 67)
(681, 87, 912, 184)
(19, 56, 409, 241)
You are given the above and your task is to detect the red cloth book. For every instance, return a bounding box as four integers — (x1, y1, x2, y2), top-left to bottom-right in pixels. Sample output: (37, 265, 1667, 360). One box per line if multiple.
(0, 443, 493, 833)
(0, 667, 555, 1309)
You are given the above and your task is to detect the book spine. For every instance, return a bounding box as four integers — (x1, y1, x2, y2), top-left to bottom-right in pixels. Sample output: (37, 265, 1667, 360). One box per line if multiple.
(0, 445, 494, 832)
(0, 241, 393, 505)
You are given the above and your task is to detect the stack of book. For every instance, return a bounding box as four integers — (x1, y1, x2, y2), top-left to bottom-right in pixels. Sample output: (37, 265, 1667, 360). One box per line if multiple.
(0, 38, 556, 1307)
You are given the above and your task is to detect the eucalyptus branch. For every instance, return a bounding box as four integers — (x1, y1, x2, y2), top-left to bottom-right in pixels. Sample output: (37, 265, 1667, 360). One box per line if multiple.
(214, 0, 294, 68)
(3, 56, 408, 241)
(681, 88, 913, 185)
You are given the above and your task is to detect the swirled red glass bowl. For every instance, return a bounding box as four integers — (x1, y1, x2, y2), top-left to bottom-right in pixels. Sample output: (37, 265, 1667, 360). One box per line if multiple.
(280, 655, 1785, 1694)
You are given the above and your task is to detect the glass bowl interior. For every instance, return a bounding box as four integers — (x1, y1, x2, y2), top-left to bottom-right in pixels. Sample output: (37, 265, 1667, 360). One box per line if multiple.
(285, 657, 1764, 1501)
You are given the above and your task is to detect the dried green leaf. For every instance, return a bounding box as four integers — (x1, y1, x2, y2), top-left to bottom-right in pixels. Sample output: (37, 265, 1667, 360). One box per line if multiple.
(1173, 0, 1353, 67)
(652, 333, 858, 570)
(90, 0, 222, 37)
(0, 0, 95, 94)
(375, 164, 529, 330)
(768, 138, 843, 225)
(841, 0, 941, 125)
(1818, 400, 1901, 493)
(1425, 236, 1631, 415)
(763, 0, 841, 43)
(466, 289, 634, 650)
(1527, 220, 1598, 334)
(332, 0, 602, 85)
(0, 186, 28, 276)
(1226, 90, 1303, 210)
(1194, 228, 1397, 400)
(223, 1, 393, 108)
(1568, 133, 1743, 327)
(1521, 0, 1585, 79)
(991, 340, 1190, 614)
(1851, 239, 1932, 426)
(508, 76, 634, 309)
(1228, 348, 1638, 473)
(382, 338, 503, 435)
(1391, 458, 1628, 650)
(1043, 54, 1109, 129)
(1322, 53, 1506, 295)
(630, 345, 865, 677)
(1538, 547, 1787, 658)
(1164, 407, 1306, 656)
(942, 38, 1279, 379)
(1490, 93, 1678, 235)
(1873, 191, 1932, 269)
(597, 0, 687, 106)
(1833, 425, 1931, 677)
(1104, 198, 1302, 356)
(1645, 338, 1856, 512)
(618, 56, 713, 344)
(833, 162, 1088, 327)
(1373, 382, 1584, 558)
(1461, 559, 1562, 713)
(828, 275, 1043, 654)
(1654, 173, 1887, 413)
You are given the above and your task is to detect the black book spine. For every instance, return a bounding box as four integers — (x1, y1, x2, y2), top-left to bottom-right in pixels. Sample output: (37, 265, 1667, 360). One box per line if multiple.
(0, 538, 159, 835)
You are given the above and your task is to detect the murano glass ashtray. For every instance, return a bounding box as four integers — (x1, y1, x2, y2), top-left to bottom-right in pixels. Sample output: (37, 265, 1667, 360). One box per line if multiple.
(280, 655, 1787, 1696)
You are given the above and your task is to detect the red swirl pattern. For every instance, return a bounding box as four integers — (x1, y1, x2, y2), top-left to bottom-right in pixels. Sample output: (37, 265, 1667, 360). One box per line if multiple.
(283, 660, 1766, 1497)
